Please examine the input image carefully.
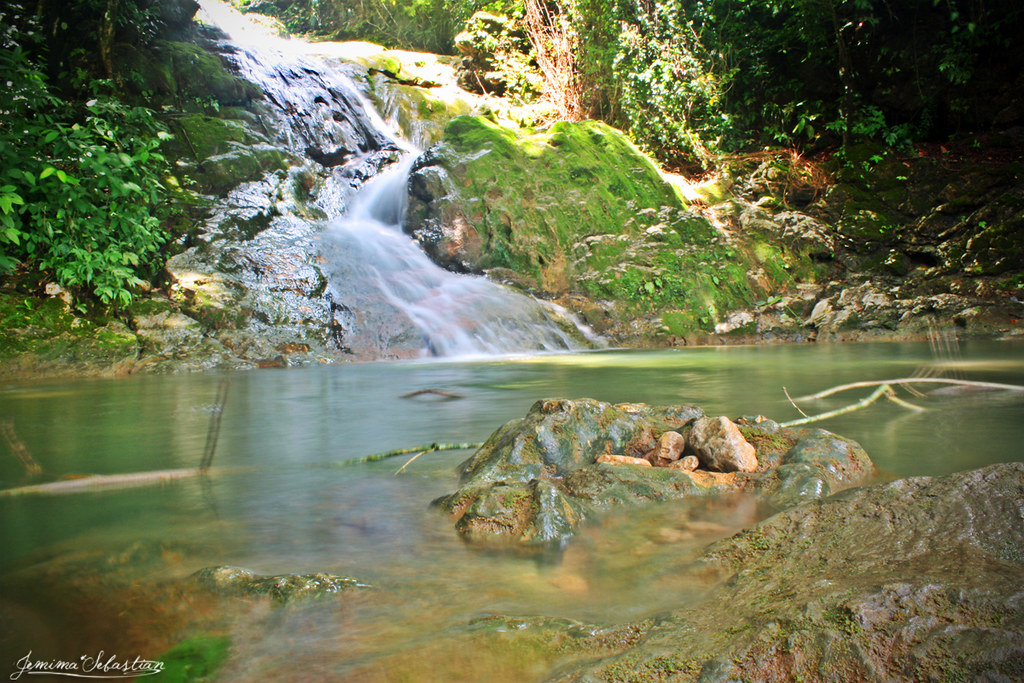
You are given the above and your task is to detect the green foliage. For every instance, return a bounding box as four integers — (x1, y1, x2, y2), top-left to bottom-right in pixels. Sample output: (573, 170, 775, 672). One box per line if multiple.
(237, 0, 520, 54)
(0, 40, 174, 307)
(610, 1, 732, 167)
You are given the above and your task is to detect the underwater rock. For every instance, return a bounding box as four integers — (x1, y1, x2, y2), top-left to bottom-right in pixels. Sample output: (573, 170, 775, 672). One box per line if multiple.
(435, 399, 875, 545)
(193, 565, 368, 603)
(558, 462, 1024, 682)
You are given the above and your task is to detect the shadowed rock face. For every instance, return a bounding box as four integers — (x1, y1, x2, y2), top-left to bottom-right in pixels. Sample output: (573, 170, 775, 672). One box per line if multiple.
(554, 462, 1024, 682)
(434, 398, 876, 545)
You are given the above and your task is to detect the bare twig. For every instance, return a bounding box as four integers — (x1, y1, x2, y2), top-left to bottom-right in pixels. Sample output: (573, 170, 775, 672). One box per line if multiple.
(781, 385, 894, 427)
(782, 386, 809, 418)
(394, 450, 428, 475)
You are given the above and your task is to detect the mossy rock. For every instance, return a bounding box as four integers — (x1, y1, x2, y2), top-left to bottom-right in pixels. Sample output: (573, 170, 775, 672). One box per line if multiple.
(189, 145, 291, 195)
(406, 116, 781, 334)
(0, 291, 140, 374)
(166, 115, 268, 161)
(961, 210, 1024, 275)
(153, 40, 263, 107)
(435, 399, 875, 545)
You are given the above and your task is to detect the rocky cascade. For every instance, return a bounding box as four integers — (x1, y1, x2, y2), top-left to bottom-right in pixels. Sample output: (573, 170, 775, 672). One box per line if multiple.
(145, 1, 592, 367)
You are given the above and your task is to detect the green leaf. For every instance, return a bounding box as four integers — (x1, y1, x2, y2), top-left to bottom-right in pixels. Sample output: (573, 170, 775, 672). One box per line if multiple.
(39, 167, 56, 180)
(43, 129, 59, 143)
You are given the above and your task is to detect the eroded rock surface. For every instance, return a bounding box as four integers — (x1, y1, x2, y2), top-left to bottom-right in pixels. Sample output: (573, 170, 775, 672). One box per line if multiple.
(435, 398, 875, 544)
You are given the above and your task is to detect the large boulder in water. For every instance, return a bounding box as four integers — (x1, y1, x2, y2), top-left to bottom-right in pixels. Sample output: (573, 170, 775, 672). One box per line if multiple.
(434, 398, 876, 544)
(558, 462, 1024, 681)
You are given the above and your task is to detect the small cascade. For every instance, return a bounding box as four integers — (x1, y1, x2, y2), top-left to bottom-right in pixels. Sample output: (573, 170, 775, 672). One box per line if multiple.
(194, 0, 592, 358)
(321, 158, 584, 357)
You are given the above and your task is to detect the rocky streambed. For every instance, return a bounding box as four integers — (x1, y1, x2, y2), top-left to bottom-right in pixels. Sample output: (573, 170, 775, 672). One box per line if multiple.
(2, 395, 1020, 681)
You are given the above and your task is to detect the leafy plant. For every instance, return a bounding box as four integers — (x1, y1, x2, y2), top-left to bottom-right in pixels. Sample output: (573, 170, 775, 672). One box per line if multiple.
(0, 39, 174, 307)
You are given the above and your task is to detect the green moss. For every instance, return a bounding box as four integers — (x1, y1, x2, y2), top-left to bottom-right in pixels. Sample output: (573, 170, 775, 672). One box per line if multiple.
(151, 634, 231, 683)
(168, 115, 266, 161)
(600, 653, 701, 682)
(153, 40, 262, 107)
(0, 291, 138, 366)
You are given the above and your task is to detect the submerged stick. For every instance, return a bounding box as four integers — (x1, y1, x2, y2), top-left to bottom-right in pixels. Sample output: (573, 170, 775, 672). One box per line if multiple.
(796, 377, 1024, 401)
(1, 418, 42, 476)
(0, 467, 238, 497)
(339, 442, 483, 467)
(200, 378, 230, 473)
(400, 389, 463, 400)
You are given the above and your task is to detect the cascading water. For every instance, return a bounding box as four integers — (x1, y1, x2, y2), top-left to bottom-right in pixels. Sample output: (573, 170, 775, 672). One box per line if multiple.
(321, 157, 583, 356)
(195, 0, 593, 358)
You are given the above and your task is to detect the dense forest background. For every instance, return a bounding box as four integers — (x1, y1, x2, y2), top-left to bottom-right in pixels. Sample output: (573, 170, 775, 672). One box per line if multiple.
(1, 0, 1022, 308)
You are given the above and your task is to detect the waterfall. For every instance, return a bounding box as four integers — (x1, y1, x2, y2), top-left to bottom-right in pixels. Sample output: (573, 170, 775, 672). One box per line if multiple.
(195, 1, 593, 358)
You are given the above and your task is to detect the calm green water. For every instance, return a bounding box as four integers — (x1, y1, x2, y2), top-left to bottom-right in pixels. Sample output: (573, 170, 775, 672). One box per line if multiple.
(1, 340, 1022, 679)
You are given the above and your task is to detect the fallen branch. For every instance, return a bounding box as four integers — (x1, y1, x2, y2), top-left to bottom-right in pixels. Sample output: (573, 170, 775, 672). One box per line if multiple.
(339, 442, 482, 467)
(796, 377, 1024, 401)
(781, 385, 895, 427)
(0, 467, 239, 497)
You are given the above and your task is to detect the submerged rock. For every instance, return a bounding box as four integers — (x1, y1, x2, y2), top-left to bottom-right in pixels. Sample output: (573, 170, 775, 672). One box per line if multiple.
(434, 398, 875, 545)
(193, 565, 368, 603)
(558, 462, 1024, 682)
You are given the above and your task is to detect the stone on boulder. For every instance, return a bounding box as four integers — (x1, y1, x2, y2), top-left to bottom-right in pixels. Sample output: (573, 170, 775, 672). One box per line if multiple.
(647, 430, 686, 465)
(689, 415, 758, 473)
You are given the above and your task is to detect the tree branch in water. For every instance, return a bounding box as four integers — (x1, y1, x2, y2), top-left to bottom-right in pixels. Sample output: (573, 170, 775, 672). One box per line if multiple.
(339, 442, 483, 467)
(796, 378, 1024, 401)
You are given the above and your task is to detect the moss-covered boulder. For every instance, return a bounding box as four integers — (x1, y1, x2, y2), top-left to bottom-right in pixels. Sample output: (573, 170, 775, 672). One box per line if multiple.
(0, 290, 140, 378)
(153, 40, 263, 107)
(434, 399, 875, 545)
(560, 462, 1024, 682)
(405, 116, 802, 338)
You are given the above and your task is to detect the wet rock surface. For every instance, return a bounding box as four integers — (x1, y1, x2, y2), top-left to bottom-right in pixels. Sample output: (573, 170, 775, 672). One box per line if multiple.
(435, 399, 875, 544)
(551, 461, 1024, 682)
